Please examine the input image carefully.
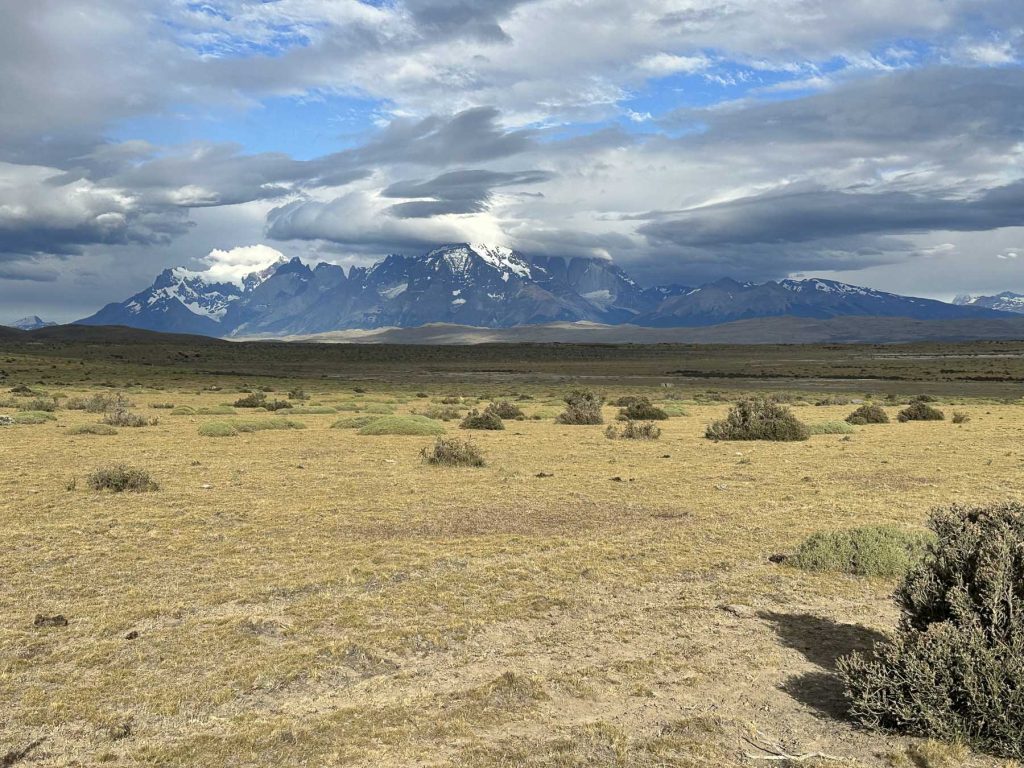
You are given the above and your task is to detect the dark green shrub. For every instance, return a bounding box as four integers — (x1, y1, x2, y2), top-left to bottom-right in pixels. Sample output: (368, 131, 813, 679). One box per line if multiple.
(617, 397, 668, 421)
(705, 398, 810, 441)
(234, 392, 267, 408)
(808, 420, 856, 435)
(791, 525, 934, 577)
(846, 404, 889, 425)
(486, 400, 524, 420)
(837, 503, 1024, 758)
(198, 421, 238, 437)
(898, 402, 944, 422)
(420, 437, 485, 467)
(87, 465, 159, 492)
(460, 409, 504, 430)
(555, 390, 604, 425)
(605, 421, 661, 440)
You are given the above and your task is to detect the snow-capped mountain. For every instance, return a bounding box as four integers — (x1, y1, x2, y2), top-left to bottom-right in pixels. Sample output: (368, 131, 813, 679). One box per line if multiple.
(11, 316, 57, 331)
(953, 291, 1024, 315)
(75, 245, 1012, 337)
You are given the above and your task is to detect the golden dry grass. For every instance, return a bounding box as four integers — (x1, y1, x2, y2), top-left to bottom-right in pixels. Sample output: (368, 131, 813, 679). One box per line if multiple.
(2, 378, 1023, 766)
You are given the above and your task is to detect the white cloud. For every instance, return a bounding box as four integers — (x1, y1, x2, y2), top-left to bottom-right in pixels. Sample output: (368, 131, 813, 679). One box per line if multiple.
(198, 244, 288, 283)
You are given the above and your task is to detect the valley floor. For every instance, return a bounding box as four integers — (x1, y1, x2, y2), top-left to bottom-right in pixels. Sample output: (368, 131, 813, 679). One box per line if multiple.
(1, 343, 1022, 766)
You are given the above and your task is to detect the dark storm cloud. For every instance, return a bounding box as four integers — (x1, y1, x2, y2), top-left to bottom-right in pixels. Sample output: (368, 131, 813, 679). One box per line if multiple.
(382, 169, 554, 218)
(405, 0, 534, 42)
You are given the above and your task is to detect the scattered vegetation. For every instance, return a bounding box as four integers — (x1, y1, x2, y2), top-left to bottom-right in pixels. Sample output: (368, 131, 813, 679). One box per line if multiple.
(838, 502, 1024, 758)
(87, 465, 159, 493)
(847, 404, 890, 425)
(807, 420, 857, 435)
(790, 525, 934, 577)
(555, 389, 604, 425)
(18, 397, 57, 412)
(358, 415, 445, 436)
(705, 398, 810, 441)
(420, 437, 485, 467)
(11, 411, 56, 424)
(460, 409, 505, 430)
(234, 392, 268, 408)
(485, 400, 524, 420)
(66, 393, 131, 412)
(102, 407, 157, 428)
(67, 424, 118, 435)
(897, 402, 945, 422)
(616, 396, 668, 421)
(198, 421, 239, 437)
(952, 411, 971, 424)
(288, 387, 310, 401)
(331, 415, 381, 430)
(605, 421, 661, 440)
(415, 404, 463, 421)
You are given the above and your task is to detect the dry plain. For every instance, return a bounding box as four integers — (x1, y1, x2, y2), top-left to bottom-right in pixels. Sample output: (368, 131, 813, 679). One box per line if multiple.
(1, 337, 1023, 767)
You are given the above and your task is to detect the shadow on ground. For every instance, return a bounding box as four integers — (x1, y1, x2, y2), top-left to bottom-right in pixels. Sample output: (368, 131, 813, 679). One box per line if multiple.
(759, 611, 888, 719)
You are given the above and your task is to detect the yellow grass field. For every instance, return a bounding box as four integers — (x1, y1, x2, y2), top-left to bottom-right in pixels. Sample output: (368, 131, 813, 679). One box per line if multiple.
(2, 349, 1023, 766)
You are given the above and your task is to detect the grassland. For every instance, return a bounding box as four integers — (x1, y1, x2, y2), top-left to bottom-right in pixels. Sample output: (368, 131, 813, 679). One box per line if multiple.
(1, 337, 1023, 766)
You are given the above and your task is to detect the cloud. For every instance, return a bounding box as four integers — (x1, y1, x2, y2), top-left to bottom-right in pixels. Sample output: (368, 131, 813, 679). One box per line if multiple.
(197, 244, 287, 284)
(381, 168, 555, 218)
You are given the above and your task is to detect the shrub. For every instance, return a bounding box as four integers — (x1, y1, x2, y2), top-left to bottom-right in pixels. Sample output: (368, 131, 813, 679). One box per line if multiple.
(233, 418, 305, 433)
(808, 420, 857, 435)
(291, 406, 337, 414)
(416, 405, 463, 421)
(102, 408, 156, 427)
(705, 398, 810, 441)
(897, 402, 945, 422)
(12, 411, 56, 424)
(262, 399, 293, 411)
(331, 415, 380, 430)
(150, 402, 175, 409)
(8, 384, 36, 396)
(846, 404, 890, 425)
(234, 392, 267, 408)
(913, 393, 939, 403)
(952, 411, 971, 424)
(87, 465, 159, 492)
(196, 405, 235, 415)
(612, 395, 644, 408)
(555, 390, 604, 425)
(837, 503, 1024, 758)
(198, 421, 238, 437)
(420, 437, 485, 467)
(605, 421, 661, 440)
(617, 397, 668, 421)
(661, 403, 690, 417)
(288, 388, 310, 401)
(363, 403, 394, 414)
(66, 393, 131, 412)
(171, 406, 197, 415)
(790, 525, 934, 577)
(67, 424, 118, 435)
(18, 397, 57, 412)
(486, 400, 524, 420)
(460, 409, 504, 430)
(358, 415, 445, 436)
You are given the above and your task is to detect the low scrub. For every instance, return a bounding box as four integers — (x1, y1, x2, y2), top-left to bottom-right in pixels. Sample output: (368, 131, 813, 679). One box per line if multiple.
(486, 400, 524, 420)
(234, 392, 268, 408)
(605, 421, 661, 440)
(705, 398, 810, 441)
(198, 421, 239, 437)
(87, 465, 159, 492)
(150, 402, 175, 409)
(617, 397, 668, 421)
(102, 409, 157, 427)
(808, 420, 857, 435)
(790, 525, 934, 577)
(460, 409, 504, 430)
(898, 402, 945, 422)
(11, 411, 56, 424)
(952, 411, 971, 424)
(555, 390, 604, 425)
(415, 405, 463, 421)
(358, 415, 445, 436)
(331, 415, 380, 430)
(837, 503, 1024, 758)
(420, 437, 485, 467)
(67, 424, 118, 435)
(846, 404, 890, 425)
(66, 393, 131, 412)
(196, 405, 236, 415)
(287, 388, 310, 401)
(290, 406, 337, 414)
(171, 406, 197, 415)
(18, 397, 57, 412)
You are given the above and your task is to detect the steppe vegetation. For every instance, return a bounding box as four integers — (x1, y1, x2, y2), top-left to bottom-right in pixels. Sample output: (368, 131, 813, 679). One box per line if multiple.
(2, 336, 1024, 766)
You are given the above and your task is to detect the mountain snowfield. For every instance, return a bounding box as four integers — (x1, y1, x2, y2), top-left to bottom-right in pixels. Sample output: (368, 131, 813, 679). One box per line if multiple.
(953, 291, 1024, 315)
(75, 243, 1013, 337)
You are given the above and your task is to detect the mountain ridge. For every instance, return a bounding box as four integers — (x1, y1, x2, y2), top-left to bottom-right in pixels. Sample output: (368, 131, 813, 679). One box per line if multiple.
(76, 243, 1013, 337)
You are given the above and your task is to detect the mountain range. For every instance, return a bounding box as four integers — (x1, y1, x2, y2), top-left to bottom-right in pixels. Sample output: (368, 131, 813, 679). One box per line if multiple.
(953, 291, 1024, 314)
(11, 315, 57, 331)
(75, 243, 1015, 338)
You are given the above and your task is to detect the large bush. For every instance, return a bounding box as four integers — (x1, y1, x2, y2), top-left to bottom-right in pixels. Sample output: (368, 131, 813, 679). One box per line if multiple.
(705, 398, 810, 441)
(837, 503, 1024, 758)
(420, 437, 485, 467)
(846, 404, 890, 425)
(617, 397, 668, 421)
(605, 421, 661, 440)
(460, 409, 504, 430)
(485, 400, 524, 420)
(897, 402, 944, 422)
(790, 525, 933, 577)
(555, 390, 604, 425)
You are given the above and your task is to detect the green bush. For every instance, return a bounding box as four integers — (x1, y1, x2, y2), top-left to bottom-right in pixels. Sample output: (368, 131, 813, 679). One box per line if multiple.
(67, 424, 118, 435)
(415, 405, 463, 421)
(486, 400, 524, 420)
(18, 397, 57, 412)
(11, 411, 56, 424)
(617, 397, 668, 421)
(234, 392, 267, 408)
(87, 465, 159, 492)
(420, 437, 485, 467)
(196, 405, 236, 415)
(605, 421, 661, 440)
(808, 420, 857, 435)
(234, 418, 305, 433)
(837, 503, 1024, 758)
(790, 525, 934, 577)
(705, 398, 810, 441)
(555, 390, 604, 425)
(898, 402, 945, 422)
(460, 409, 504, 430)
(331, 415, 380, 430)
(198, 421, 238, 437)
(358, 415, 445, 436)
(846, 404, 890, 425)
(171, 406, 197, 415)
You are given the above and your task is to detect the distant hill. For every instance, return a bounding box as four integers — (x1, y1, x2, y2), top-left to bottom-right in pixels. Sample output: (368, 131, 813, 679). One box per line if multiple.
(3, 324, 225, 345)
(953, 291, 1024, 315)
(11, 315, 57, 331)
(76, 243, 1010, 338)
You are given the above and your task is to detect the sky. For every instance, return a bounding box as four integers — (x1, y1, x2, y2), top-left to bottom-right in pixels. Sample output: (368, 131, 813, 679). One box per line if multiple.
(1, 0, 1024, 322)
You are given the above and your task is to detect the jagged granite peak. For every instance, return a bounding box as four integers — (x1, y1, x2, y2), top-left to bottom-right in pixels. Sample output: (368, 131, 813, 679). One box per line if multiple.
(11, 315, 57, 331)
(953, 291, 1024, 314)
(75, 245, 1015, 337)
